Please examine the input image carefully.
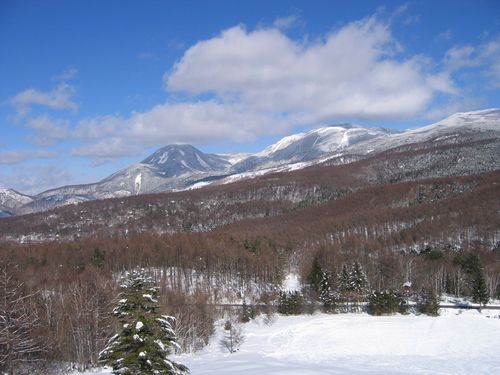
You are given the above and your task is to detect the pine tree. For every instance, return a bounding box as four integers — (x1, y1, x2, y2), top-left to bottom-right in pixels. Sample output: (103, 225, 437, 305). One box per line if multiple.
(416, 288, 440, 316)
(471, 270, 489, 308)
(338, 264, 351, 294)
(308, 255, 323, 294)
(277, 291, 303, 315)
(349, 261, 367, 294)
(240, 300, 256, 323)
(319, 271, 339, 313)
(99, 268, 188, 375)
(461, 253, 489, 307)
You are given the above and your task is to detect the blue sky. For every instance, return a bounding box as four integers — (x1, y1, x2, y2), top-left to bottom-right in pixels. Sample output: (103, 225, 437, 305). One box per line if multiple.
(1, 0, 499, 194)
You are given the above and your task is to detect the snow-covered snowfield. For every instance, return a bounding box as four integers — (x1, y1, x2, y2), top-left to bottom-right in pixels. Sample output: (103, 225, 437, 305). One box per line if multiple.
(83, 308, 500, 375)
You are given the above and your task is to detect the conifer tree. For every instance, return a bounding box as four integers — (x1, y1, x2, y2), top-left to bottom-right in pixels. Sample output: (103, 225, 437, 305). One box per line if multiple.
(461, 253, 489, 307)
(240, 300, 256, 323)
(99, 268, 188, 375)
(349, 261, 367, 294)
(319, 271, 339, 313)
(416, 288, 440, 316)
(338, 264, 351, 294)
(219, 320, 244, 353)
(471, 270, 489, 308)
(308, 255, 323, 294)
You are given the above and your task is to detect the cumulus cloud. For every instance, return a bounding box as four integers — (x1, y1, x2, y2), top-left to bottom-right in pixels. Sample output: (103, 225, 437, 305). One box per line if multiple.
(69, 17, 459, 160)
(10, 83, 78, 115)
(166, 18, 453, 121)
(73, 101, 291, 151)
(0, 150, 55, 165)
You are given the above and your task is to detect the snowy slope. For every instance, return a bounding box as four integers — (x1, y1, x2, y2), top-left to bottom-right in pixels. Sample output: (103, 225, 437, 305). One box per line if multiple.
(78, 311, 500, 375)
(178, 312, 500, 375)
(349, 108, 500, 155)
(232, 125, 391, 172)
(0, 188, 34, 214)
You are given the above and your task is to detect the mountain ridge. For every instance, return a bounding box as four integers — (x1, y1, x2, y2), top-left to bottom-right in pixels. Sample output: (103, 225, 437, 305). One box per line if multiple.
(2, 108, 499, 216)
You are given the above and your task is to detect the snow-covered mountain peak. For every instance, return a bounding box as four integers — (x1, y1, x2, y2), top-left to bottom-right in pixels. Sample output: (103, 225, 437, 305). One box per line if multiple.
(0, 188, 34, 215)
(432, 108, 500, 131)
(0, 188, 33, 205)
(231, 124, 391, 173)
(141, 144, 231, 177)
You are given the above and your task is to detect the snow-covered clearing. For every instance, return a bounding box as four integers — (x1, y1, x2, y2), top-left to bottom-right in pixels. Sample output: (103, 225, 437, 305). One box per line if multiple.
(79, 309, 500, 375)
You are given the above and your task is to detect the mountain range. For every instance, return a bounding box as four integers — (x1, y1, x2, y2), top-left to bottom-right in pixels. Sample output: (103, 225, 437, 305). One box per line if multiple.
(1, 108, 499, 217)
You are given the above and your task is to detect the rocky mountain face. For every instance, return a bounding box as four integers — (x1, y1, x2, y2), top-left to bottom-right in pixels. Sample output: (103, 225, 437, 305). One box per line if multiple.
(2, 109, 499, 216)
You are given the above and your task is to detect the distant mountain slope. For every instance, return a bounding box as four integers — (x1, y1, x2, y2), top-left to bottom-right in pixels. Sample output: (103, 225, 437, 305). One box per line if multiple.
(0, 188, 34, 216)
(349, 108, 500, 155)
(4, 109, 500, 216)
(231, 125, 392, 172)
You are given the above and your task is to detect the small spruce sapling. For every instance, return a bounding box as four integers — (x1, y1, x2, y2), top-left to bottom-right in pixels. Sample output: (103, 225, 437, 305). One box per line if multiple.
(219, 320, 244, 353)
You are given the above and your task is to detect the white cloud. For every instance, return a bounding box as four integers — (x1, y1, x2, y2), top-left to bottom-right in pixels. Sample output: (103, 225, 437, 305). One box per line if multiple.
(443, 37, 500, 87)
(10, 83, 78, 115)
(436, 29, 452, 42)
(0, 150, 56, 165)
(69, 17, 462, 160)
(72, 100, 292, 155)
(72, 137, 142, 159)
(273, 14, 302, 30)
(52, 67, 78, 81)
(166, 18, 453, 122)
(444, 45, 479, 71)
(25, 115, 70, 146)
(0, 165, 73, 194)
(480, 38, 500, 87)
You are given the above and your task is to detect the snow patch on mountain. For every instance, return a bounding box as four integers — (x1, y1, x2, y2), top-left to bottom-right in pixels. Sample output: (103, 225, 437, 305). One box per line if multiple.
(134, 173, 142, 194)
(257, 133, 307, 157)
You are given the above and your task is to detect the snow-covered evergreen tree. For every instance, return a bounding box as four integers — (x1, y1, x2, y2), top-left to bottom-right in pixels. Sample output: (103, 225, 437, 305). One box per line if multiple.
(338, 264, 351, 294)
(99, 268, 188, 375)
(319, 271, 339, 313)
(349, 261, 367, 294)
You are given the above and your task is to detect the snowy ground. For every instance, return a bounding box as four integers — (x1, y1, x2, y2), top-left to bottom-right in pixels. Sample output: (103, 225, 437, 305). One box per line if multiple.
(83, 308, 500, 375)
